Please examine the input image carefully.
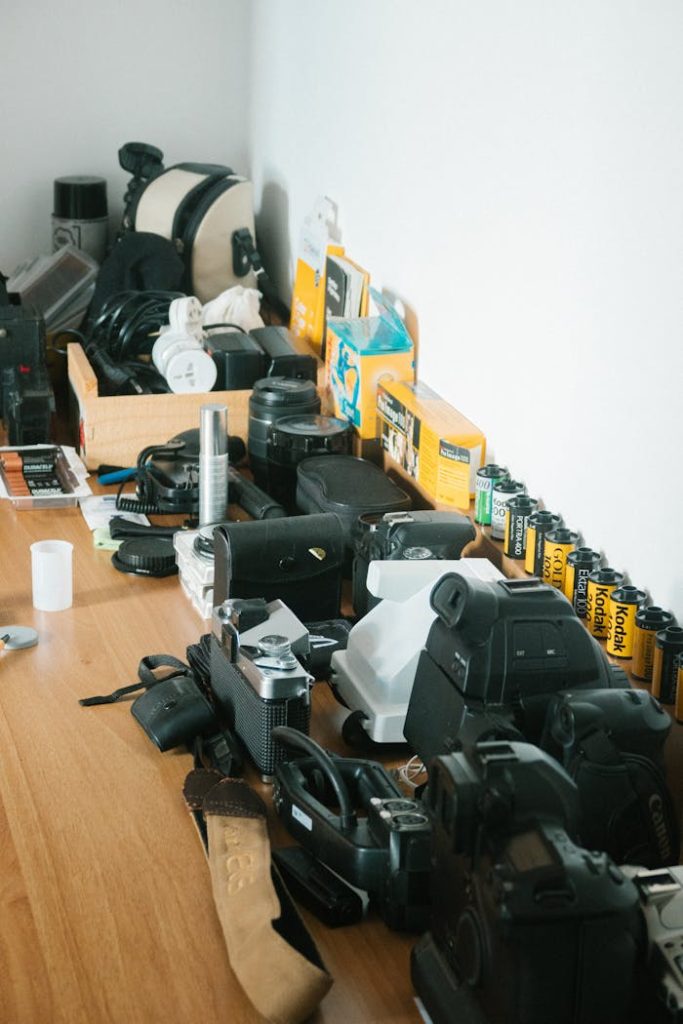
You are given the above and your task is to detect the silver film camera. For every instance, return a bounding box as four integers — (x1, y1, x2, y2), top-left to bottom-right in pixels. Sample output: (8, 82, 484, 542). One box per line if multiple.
(210, 598, 313, 778)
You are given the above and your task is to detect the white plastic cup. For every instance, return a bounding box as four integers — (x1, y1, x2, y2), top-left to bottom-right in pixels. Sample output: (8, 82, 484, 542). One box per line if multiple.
(31, 540, 73, 611)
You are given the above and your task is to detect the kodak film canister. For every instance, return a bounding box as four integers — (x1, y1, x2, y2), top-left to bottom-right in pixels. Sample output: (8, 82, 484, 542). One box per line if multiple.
(585, 568, 624, 639)
(524, 510, 561, 576)
(491, 479, 524, 540)
(474, 464, 509, 526)
(652, 625, 683, 704)
(503, 495, 539, 559)
(606, 586, 647, 659)
(542, 528, 578, 591)
(675, 653, 683, 723)
(563, 547, 601, 617)
(632, 606, 676, 681)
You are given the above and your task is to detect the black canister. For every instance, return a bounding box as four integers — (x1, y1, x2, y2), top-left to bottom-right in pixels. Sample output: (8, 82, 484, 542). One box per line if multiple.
(248, 377, 320, 490)
(267, 415, 353, 510)
(52, 175, 108, 262)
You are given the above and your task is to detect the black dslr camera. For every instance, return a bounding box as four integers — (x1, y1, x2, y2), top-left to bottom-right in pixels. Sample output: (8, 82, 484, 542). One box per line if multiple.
(351, 509, 476, 617)
(272, 728, 431, 932)
(405, 573, 678, 868)
(405, 573, 628, 764)
(412, 740, 641, 1024)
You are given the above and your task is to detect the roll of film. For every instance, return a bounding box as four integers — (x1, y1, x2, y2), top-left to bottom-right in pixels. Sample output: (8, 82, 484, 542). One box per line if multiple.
(542, 528, 578, 591)
(676, 653, 683, 723)
(563, 547, 601, 617)
(474, 464, 509, 526)
(632, 607, 675, 681)
(199, 403, 229, 527)
(524, 511, 561, 576)
(652, 626, 683, 704)
(491, 479, 524, 540)
(585, 568, 624, 640)
(503, 495, 538, 560)
(606, 586, 647, 659)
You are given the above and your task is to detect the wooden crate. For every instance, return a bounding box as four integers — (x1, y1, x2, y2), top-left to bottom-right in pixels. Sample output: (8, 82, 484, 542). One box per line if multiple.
(67, 342, 324, 470)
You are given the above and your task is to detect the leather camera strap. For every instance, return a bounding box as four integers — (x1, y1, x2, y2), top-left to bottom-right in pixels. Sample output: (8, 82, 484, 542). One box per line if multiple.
(183, 770, 333, 1024)
(79, 653, 189, 706)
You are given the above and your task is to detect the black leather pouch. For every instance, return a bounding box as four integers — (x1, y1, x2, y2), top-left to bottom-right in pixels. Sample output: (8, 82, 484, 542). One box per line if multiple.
(131, 673, 216, 752)
(296, 455, 411, 554)
(213, 512, 344, 621)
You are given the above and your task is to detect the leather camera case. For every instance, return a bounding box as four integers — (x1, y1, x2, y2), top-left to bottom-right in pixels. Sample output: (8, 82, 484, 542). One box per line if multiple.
(131, 673, 216, 752)
(213, 513, 344, 622)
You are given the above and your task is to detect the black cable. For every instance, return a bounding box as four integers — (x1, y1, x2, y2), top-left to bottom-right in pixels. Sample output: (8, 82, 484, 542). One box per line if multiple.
(49, 328, 87, 351)
(203, 321, 248, 334)
(271, 727, 356, 831)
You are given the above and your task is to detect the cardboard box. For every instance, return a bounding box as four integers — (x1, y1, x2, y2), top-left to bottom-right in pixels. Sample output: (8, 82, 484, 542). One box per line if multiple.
(68, 342, 324, 470)
(325, 294, 414, 439)
(377, 380, 486, 510)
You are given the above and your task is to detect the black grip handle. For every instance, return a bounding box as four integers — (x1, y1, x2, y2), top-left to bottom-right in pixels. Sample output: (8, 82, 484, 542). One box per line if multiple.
(228, 468, 287, 520)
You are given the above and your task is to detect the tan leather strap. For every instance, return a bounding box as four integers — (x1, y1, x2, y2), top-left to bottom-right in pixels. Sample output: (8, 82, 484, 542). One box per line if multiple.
(183, 771, 333, 1024)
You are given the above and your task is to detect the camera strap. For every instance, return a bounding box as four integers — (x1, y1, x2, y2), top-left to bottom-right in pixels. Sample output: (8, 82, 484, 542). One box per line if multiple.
(570, 724, 679, 867)
(183, 770, 333, 1023)
(79, 653, 188, 706)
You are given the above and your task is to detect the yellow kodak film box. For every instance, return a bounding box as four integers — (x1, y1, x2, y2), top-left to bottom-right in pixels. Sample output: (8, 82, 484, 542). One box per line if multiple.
(325, 293, 414, 439)
(377, 380, 486, 510)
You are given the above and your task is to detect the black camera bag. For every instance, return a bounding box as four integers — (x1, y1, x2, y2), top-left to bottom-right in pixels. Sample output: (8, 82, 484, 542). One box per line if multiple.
(296, 456, 411, 574)
(213, 513, 344, 621)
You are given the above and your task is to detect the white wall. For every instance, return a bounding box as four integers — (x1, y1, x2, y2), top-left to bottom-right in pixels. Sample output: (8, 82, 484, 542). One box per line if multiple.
(0, 0, 251, 268)
(248, 0, 683, 621)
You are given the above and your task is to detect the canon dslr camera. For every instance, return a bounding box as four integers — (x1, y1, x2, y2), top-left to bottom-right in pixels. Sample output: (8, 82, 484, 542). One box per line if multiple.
(412, 739, 641, 1024)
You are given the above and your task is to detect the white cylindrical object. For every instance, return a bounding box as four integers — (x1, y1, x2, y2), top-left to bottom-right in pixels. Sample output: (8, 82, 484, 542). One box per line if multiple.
(31, 540, 73, 611)
(152, 330, 217, 394)
(199, 404, 229, 526)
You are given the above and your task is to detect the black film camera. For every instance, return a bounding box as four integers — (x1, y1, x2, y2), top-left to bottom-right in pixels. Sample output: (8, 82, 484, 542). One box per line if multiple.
(413, 739, 641, 1024)
(351, 509, 476, 617)
(272, 727, 431, 932)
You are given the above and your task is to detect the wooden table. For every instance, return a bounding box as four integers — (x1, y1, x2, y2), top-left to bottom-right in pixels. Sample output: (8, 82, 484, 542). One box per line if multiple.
(0, 496, 418, 1024)
(1, 490, 681, 1024)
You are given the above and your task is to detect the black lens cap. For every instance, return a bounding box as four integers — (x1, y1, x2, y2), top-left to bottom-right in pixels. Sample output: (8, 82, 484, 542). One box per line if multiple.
(112, 537, 177, 577)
